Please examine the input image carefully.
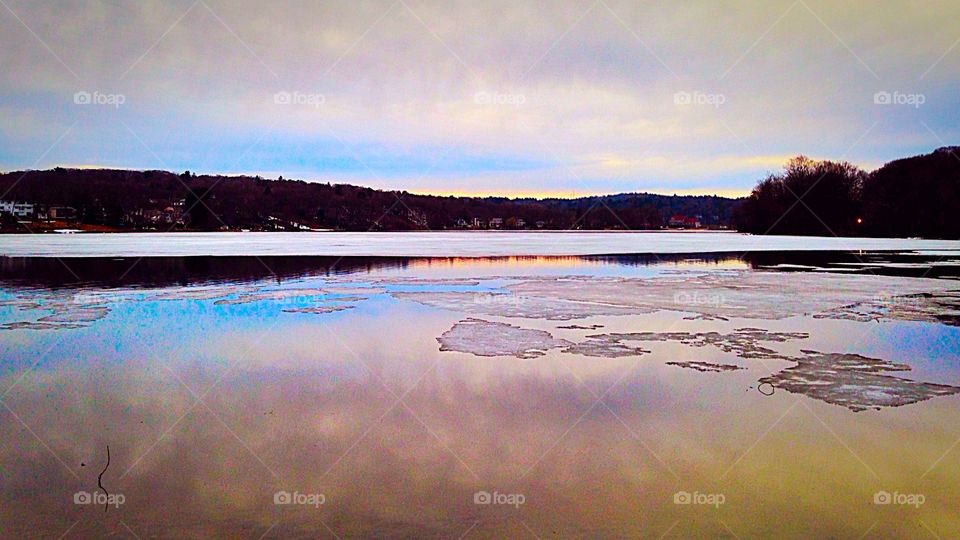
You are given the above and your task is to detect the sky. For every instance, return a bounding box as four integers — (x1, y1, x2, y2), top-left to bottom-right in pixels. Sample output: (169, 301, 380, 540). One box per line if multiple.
(0, 0, 958, 198)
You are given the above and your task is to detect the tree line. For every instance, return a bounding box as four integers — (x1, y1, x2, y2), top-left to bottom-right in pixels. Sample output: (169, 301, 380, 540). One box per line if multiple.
(733, 147, 960, 239)
(0, 168, 737, 232)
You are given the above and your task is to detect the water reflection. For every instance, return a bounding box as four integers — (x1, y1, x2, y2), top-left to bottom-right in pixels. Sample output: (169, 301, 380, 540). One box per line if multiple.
(1, 254, 959, 537)
(1, 250, 957, 290)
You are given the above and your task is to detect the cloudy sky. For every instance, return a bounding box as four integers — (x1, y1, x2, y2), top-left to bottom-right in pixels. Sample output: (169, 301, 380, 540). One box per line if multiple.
(1, 0, 958, 197)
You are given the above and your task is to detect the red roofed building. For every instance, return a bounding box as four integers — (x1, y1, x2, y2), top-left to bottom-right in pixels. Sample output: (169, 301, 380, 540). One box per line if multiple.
(668, 215, 701, 228)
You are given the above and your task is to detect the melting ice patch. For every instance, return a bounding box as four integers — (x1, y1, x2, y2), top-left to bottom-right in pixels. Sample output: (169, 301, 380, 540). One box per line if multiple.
(0, 294, 112, 330)
(392, 291, 650, 320)
(567, 329, 810, 359)
(437, 318, 572, 359)
(666, 361, 745, 372)
(760, 350, 960, 412)
(391, 272, 960, 324)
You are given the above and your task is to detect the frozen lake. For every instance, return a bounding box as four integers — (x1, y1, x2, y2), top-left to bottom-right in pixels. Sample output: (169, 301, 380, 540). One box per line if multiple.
(1, 231, 959, 257)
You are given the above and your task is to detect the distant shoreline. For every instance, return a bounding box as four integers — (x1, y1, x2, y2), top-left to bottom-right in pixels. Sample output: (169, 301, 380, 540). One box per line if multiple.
(0, 168, 738, 233)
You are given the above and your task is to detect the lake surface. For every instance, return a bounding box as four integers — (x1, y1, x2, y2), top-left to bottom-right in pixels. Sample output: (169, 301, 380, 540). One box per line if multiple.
(1, 238, 960, 538)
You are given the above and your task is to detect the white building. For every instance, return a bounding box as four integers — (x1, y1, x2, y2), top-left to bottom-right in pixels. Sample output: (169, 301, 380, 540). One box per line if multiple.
(0, 201, 34, 218)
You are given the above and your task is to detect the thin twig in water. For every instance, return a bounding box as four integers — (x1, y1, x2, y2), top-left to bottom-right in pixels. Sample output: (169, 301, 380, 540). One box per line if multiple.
(98, 445, 110, 512)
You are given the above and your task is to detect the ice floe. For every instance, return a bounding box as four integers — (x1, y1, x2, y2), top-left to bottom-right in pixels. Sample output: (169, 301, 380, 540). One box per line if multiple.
(437, 318, 572, 359)
(569, 329, 810, 360)
(282, 305, 355, 314)
(213, 288, 330, 305)
(814, 291, 960, 326)
(392, 291, 649, 320)
(390, 271, 960, 324)
(0, 283, 373, 330)
(556, 324, 605, 330)
(433, 317, 960, 411)
(759, 350, 960, 412)
(666, 361, 745, 372)
(503, 272, 960, 322)
(0, 294, 112, 330)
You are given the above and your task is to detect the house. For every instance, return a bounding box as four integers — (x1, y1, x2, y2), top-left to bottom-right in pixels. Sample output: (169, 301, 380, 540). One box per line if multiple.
(489, 217, 503, 228)
(684, 216, 701, 228)
(142, 209, 164, 223)
(455, 218, 468, 228)
(515, 218, 525, 228)
(124, 203, 183, 227)
(406, 208, 428, 228)
(535, 220, 546, 229)
(668, 214, 686, 228)
(161, 206, 179, 224)
(0, 201, 35, 219)
(49, 206, 77, 220)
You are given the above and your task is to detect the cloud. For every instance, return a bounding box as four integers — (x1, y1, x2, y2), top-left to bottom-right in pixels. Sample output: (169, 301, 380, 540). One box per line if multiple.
(1, 0, 958, 194)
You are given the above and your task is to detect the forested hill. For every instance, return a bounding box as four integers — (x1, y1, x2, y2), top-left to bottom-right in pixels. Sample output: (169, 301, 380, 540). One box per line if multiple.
(0, 168, 739, 231)
(860, 147, 960, 238)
